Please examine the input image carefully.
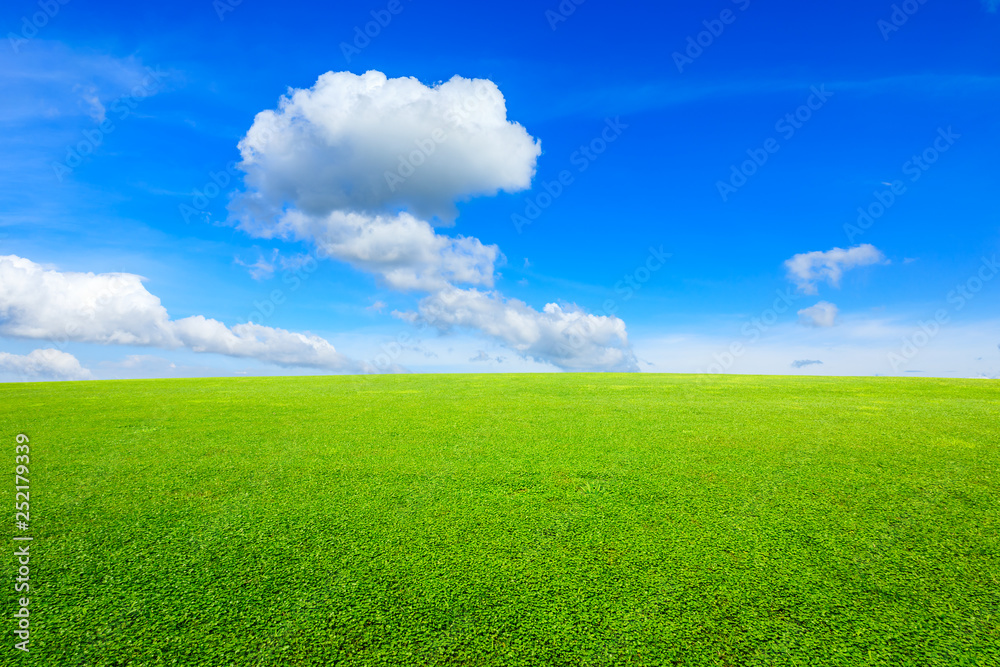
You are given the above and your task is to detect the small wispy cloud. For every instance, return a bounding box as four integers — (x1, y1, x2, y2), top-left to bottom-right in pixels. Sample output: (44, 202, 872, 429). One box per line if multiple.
(112, 354, 171, 369)
(74, 84, 106, 123)
(99, 355, 178, 374)
(0, 42, 172, 125)
(279, 253, 316, 271)
(983, 0, 999, 13)
(469, 350, 505, 363)
(791, 359, 823, 369)
(798, 301, 839, 328)
(785, 244, 886, 294)
(235, 249, 280, 280)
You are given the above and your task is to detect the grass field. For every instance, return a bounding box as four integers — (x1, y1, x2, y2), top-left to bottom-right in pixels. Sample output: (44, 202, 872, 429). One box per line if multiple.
(2, 374, 998, 666)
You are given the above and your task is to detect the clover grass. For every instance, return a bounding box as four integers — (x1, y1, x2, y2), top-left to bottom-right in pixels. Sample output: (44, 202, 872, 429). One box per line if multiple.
(2, 374, 998, 665)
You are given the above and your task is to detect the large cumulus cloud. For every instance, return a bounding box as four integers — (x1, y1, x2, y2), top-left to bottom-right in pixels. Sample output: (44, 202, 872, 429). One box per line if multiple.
(233, 70, 541, 224)
(232, 70, 638, 372)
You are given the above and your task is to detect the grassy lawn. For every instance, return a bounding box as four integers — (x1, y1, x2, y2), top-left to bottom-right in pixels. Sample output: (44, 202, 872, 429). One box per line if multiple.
(2, 374, 998, 666)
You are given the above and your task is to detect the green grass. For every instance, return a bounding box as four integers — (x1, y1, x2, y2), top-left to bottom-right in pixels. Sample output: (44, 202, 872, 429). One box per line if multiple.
(2, 374, 998, 666)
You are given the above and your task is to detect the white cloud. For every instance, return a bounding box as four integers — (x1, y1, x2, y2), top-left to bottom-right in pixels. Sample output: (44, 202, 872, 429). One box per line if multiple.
(262, 210, 500, 291)
(0, 254, 176, 346)
(0, 255, 373, 373)
(984, 0, 999, 12)
(398, 287, 638, 372)
(232, 70, 636, 372)
(232, 70, 541, 224)
(75, 84, 106, 123)
(235, 249, 279, 280)
(0, 41, 169, 125)
(172, 317, 362, 371)
(105, 354, 176, 370)
(785, 244, 886, 294)
(278, 253, 315, 271)
(0, 349, 91, 380)
(798, 301, 839, 327)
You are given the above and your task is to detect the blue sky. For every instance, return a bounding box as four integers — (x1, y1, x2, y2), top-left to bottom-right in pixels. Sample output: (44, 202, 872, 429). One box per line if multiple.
(1, 0, 998, 380)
